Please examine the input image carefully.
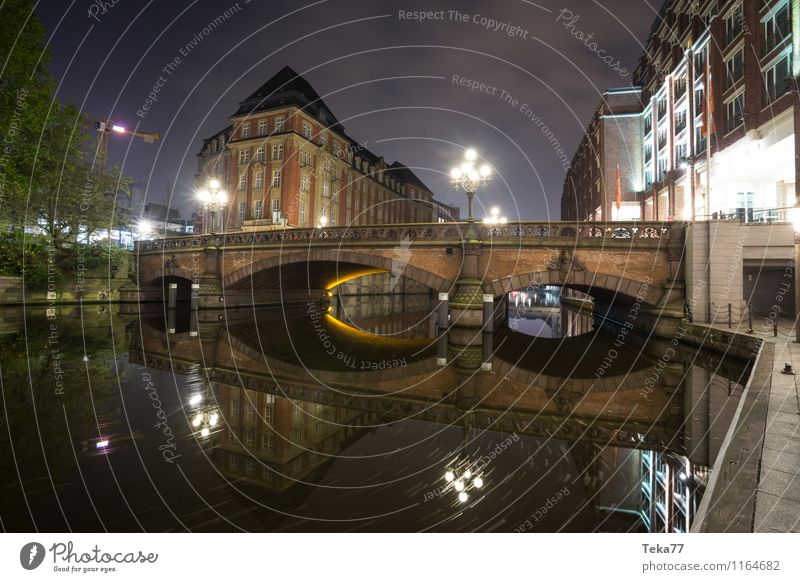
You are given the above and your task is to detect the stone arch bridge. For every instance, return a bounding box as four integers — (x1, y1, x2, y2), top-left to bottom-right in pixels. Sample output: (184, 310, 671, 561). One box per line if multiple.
(133, 221, 686, 311)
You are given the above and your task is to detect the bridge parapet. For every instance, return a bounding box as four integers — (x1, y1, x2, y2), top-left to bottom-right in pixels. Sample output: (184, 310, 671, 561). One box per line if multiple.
(136, 221, 681, 253)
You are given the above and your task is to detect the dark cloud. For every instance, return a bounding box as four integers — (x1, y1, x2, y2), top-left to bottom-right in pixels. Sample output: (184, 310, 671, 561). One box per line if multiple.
(36, 0, 659, 221)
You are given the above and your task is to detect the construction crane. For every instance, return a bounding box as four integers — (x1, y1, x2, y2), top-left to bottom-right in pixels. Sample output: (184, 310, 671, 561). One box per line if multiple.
(82, 113, 161, 168)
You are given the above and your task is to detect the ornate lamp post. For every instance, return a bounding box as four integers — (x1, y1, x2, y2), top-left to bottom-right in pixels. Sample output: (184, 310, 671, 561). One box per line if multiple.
(198, 179, 228, 234)
(450, 149, 492, 241)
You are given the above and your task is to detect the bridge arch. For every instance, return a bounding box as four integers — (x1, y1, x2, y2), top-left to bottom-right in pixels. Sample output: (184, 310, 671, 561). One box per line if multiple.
(484, 270, 663, 306)
(224, 250, 453, 292)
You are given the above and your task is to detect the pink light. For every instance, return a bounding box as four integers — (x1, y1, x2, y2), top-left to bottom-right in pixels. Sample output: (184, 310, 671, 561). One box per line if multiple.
(111, 125, 126, 133)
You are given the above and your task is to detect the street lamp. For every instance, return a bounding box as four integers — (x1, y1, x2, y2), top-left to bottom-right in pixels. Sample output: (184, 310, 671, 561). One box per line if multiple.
(198, 179, 228, 234)
(450, 148, 492, 241)
(316, 214, 329, 229)
(483, 206, 507, 225)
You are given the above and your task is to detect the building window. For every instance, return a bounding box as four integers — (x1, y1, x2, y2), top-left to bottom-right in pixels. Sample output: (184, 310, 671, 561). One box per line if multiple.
(674, 75, 687, 99)
(330, 208, 337, 226)
(258, 119, 268, 135)
(239, 173, 247, 190)
(322, 182, 330, 198)
(725, 48, 744, 89)
(694, 87, 705, 112)
(657, 98, 667, 119)
(644, 143, 653, 162)
(271, 144, 283, 160)
(675, 142, 687, 162)
(272, 170, 281, 187)
(644, 112, 652, 135)
(246, 430, 255, 446)
(254, 200, 262, 219)
(764, 3, 789, 53)
(333, 143, 343, 158)
(302, 122, 312, 139)
(299, 150, 312, 166)
(256, 146, 265, 162)
(262, 434, 273, 450)
(725, 93, 745, 133)
(320, 132, 328, 146)
(231, 398, 240, 416)
(275, 116, 284, 132)
(238, 149, 249, 165)
(658, 158, 668, 181)
(300, 201, 307, 225)
(657, 128, 667, 150)
(301, 175, 310, 192)
(241, 123, 250, 138)
(238, 201, 246, 222)
(725, 3, 743, 45)
(255, 171, 263, 189)
(764, 53, 792, 103)
(675, 109, 687, 133)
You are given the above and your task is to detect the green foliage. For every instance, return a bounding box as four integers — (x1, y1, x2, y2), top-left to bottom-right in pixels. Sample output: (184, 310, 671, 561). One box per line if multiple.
(0, 231, 130, 290)
(1, 0, 133, 245)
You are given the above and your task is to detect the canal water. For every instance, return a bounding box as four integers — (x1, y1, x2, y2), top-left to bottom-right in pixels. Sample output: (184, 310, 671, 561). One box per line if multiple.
(0, 284, 750, 532)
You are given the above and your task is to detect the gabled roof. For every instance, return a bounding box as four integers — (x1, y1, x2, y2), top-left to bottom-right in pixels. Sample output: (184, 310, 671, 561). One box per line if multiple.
(387, 162, 433, 194)
(233, 66, 344, 132)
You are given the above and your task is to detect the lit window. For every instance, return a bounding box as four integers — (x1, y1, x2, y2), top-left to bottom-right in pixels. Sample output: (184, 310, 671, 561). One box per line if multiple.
(323, 182, 330, 198)
(272, 170, 281, 187)
(764, 53, 792, 103)
(241, 123, 250, 138)
(255, 171, 263, 189)
(301, 175, 310, 192)
(238, 201, 246, 222)
(239, 173, 247, 190)
(256, 146, 265, 162)
(258, 119, 268, 135)
(271, 144, 283, 160)
(238, 149, 249, 165)
(765, 4, 790, 52)
(300, 201, 306, 225)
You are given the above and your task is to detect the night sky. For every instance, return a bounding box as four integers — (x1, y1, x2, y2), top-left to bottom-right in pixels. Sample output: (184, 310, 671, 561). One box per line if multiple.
(35, 0, 661, 222)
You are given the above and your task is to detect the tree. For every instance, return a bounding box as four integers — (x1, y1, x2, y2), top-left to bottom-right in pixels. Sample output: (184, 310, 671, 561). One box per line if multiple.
(1, 0, 132, 248)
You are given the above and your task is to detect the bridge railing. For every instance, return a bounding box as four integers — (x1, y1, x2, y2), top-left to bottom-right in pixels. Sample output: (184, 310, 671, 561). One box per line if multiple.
(136, 221, 679, 252)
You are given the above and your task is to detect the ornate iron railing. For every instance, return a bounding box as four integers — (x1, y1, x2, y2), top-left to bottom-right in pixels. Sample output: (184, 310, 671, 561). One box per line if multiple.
(137, 221, 679, 252)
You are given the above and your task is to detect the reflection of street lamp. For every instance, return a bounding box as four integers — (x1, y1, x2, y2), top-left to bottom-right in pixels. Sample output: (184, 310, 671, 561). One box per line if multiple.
(482, 206, 507, 225)
(450, 148, 492, 240)
(444, 457, 484, 503)
(198, 178, 228, 234)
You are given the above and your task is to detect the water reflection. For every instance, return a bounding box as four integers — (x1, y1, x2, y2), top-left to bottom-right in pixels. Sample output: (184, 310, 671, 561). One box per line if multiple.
(0, 285, 749, 532)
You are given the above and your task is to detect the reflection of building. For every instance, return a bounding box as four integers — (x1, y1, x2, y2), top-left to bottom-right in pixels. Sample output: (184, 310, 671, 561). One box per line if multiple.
(213, 383, 371, 491)
(196, 66, 459, 231)
(563, 0, 798, 222)
(332, 273, 437, 339)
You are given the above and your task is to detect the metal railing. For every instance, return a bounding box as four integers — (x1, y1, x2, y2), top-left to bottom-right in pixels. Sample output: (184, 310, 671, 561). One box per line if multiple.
(137, 221, 681, 253)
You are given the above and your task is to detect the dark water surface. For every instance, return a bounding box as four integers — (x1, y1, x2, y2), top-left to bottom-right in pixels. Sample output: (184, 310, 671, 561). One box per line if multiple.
(0, 292, 750, 532)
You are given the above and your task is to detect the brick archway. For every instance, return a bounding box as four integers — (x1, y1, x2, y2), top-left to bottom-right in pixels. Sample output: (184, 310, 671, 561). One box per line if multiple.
(484, 270, 662, 306)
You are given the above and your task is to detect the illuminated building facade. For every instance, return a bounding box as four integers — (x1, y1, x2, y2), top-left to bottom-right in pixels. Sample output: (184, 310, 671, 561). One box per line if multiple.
(196, 66, 459, 231)
(562, 0, 800, 222)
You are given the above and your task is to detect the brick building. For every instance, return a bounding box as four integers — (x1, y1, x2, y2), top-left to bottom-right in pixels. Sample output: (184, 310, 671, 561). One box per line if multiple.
(562, 0, 799, 223)
(197, 66, 459, 231)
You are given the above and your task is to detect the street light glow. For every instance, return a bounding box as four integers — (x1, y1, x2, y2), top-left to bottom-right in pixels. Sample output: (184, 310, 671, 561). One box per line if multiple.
(465, 148, 477, 161)
(111, 124, 126, 133)
(208, 178, 220, 190)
